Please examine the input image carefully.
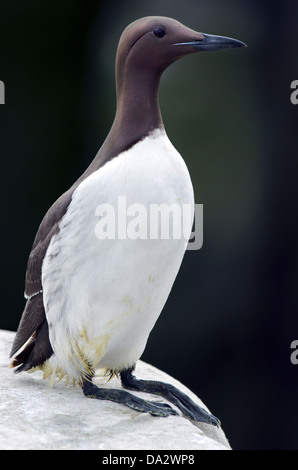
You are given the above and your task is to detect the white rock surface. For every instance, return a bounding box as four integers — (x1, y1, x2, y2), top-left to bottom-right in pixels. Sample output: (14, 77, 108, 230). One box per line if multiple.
(0, 329, 230, 450)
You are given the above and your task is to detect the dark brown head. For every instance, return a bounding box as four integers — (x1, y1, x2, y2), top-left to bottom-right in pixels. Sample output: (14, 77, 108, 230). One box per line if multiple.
(116, 16, 246, 91)
(101, 16, 246, 161)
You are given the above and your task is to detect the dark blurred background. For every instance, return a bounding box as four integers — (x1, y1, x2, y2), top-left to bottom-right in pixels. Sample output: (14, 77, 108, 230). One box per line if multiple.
(0, 0, 297, 450)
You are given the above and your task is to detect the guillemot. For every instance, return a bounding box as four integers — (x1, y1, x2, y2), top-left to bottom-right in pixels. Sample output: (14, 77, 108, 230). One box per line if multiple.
(10, 16, 245, 425)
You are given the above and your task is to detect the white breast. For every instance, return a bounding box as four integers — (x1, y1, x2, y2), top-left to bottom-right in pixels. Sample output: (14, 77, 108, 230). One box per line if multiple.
(42, 129, 194, 382)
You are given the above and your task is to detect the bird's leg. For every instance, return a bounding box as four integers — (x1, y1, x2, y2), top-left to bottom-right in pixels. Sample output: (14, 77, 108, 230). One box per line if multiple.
(81, 376, 178, 418)
(120, 367, 220, 426)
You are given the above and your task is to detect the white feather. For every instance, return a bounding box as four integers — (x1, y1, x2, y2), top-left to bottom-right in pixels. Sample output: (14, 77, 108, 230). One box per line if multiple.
(42, 129, 194, 382)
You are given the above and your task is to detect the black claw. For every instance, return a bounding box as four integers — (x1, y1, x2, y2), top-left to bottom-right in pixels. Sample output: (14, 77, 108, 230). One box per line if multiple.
(120, 368, 221, 426)
(146, 403, 178, 417)
(151, 401, 174, 409)
(82, 371, 220, 426)
(82, 380, 177, 417)
(191, 406, 221, 427)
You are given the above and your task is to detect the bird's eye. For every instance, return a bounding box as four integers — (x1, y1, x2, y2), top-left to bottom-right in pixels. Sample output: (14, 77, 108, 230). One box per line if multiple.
(153, 27, 165, 38)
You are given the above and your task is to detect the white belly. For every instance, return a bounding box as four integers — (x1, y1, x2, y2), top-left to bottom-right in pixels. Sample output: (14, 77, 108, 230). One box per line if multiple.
(42, 129, 194, 382)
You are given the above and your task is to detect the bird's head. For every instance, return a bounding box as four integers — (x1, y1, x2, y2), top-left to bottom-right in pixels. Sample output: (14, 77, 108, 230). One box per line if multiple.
(116, 16, 246, 81)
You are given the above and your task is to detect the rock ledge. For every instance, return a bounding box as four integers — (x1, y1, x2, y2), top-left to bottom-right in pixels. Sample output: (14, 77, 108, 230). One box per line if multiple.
(0, 329, 230, 450)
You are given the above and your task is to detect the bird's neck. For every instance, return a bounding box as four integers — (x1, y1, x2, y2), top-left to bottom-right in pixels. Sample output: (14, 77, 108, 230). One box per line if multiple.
(106, 69, 164, 155)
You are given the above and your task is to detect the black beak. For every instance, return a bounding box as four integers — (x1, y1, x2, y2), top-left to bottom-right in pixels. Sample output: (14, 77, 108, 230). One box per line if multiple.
(174, 33, 247, 52)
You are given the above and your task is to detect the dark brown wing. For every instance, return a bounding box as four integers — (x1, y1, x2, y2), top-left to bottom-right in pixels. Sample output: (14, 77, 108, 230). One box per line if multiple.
(9, 293, 53, 372)
(24, 189, 74, 298)
(10, 189, 74, 368)
(10, 145, 113, 370)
